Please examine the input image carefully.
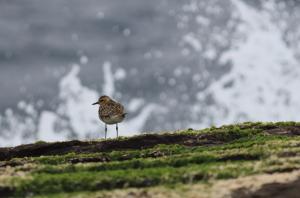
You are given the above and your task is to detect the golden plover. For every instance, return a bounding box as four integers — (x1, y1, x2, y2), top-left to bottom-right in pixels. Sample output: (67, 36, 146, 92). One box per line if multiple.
(92, 95, 126, 139)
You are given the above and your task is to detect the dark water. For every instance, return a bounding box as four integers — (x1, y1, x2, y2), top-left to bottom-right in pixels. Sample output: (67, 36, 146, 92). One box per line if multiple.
(0, 0, 182, 109)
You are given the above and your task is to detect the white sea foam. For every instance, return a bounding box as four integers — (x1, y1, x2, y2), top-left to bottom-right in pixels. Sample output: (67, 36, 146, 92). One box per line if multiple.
(0, 62, 157, 146)
(0, 0, 300, 146)
(194, 0, 300, 127)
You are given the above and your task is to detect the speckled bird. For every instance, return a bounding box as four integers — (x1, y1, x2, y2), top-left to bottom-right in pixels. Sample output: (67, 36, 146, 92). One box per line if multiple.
(92, 95, 126, 139)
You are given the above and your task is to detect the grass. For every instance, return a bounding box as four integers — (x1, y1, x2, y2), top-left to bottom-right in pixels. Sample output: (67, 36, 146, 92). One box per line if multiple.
(1, 122, 300, 197)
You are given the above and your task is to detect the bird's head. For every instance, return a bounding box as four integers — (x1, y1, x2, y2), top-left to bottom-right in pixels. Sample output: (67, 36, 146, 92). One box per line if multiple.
(92, 95, 111, 106)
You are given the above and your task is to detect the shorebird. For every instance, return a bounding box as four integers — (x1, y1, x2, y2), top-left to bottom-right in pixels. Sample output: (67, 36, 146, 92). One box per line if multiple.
(92, 95, 126, 139)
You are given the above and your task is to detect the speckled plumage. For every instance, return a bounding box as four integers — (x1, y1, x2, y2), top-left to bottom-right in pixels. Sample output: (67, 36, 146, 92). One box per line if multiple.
(92, 95, 126, 139)
(99, 99, 126, 125)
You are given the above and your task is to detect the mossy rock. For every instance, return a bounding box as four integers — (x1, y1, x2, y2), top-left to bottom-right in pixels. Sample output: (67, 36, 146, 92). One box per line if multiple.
(1, 122, 300, 197)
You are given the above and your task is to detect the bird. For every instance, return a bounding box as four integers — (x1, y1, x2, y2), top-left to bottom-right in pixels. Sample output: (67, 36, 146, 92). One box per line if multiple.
(92, 95, 126, 139)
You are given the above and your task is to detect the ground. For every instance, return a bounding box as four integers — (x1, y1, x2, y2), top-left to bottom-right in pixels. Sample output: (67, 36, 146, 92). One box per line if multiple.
(1, 122, 300, 197)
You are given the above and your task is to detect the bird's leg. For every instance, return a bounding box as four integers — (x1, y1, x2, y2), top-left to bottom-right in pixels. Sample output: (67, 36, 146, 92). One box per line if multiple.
(116, 123, 119, 138)
(105, 124, 107, 139)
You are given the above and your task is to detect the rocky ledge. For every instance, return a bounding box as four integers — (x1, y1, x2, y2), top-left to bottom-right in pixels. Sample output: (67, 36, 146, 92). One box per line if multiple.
(1, 122, 300, 198)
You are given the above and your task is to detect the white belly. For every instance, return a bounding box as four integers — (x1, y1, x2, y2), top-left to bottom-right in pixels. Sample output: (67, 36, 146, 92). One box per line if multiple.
(100, 115, 124, 125)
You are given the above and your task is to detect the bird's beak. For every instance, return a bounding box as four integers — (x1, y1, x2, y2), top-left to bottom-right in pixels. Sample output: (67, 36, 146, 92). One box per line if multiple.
(92, 102, 99, 105)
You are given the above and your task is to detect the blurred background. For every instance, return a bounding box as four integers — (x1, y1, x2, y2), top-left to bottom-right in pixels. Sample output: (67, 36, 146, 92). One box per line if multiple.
(1, 0, 300, 146)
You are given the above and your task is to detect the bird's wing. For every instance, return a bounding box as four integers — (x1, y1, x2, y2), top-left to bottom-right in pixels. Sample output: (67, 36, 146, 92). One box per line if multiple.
(112, 102, 125, 115)
(116, 102, 125, 113)
(99, 110, 109, 118)
(101, 101, 124, 117)
(99, 103, 113, 117)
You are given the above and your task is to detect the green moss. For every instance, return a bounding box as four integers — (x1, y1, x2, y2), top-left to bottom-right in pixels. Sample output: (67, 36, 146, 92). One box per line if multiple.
(15, 161, 255, 196)
(2, 122, 300, 197)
